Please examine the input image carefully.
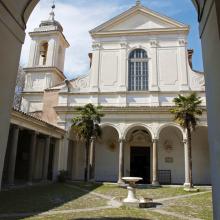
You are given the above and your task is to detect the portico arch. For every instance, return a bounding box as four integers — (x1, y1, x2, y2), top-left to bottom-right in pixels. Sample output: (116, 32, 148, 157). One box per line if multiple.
(122, 124, 155, 184)
(100, 123, 121, 139)
(123, 123, 154, 140)
(156, 122, 185, 140)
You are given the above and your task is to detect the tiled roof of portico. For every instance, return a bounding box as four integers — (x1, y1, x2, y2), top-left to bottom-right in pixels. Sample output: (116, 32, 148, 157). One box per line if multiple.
(11, 108, 66, 139)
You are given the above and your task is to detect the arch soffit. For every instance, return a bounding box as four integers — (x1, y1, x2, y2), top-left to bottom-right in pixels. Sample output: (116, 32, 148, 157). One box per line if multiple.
(123, 123, 154, 140)
(156, 123, 185, 140)
(100, 123, 121, 139)
(23, 0, 39, 25)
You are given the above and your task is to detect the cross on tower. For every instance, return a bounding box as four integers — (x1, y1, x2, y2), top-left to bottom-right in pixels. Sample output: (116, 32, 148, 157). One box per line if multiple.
(136, 0, 141, 6)
(49, 0, 56, 21)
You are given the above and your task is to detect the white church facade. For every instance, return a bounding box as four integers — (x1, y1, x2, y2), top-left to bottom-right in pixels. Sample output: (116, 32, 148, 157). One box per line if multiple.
(2, 2, 210, 187)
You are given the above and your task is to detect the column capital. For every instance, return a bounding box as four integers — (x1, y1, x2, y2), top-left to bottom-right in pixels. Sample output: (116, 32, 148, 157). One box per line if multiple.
(90, 136, 96, 141)
(182, 139, 188, 144)
(152, 139, 159, 143)
(118, 138, 125, 143)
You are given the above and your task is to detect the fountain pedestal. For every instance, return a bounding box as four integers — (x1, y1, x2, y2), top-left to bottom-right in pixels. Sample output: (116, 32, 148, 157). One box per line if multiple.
(122, 177, 143, 206)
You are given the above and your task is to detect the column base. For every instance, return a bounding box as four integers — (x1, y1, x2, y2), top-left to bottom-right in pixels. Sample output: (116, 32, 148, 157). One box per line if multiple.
(183, 182, 191, 188)
(117, 179, 125, 186)
(151, 181, 160, 187)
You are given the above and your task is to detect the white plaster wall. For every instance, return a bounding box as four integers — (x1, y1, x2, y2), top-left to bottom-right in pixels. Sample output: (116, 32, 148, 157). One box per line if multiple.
(192, 127, 211, 185)
(158, 127, 185, 184)
(95, 142, 119, 182)
(95, 127, 119, 182)
(60, 34, 206, 108)
(21, 95, 43, 113)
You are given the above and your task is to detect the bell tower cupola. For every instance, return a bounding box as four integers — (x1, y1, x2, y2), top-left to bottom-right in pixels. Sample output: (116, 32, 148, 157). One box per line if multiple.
(21, 3, 70, 113)
(27, 3, 69, 72)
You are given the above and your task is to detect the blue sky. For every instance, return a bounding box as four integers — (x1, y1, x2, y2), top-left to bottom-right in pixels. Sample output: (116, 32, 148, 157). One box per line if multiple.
(20, 0, 203, 79)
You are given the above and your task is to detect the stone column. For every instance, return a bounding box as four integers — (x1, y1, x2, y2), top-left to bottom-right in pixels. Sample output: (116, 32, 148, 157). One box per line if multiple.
(42, 136, 50, 181)
(152, 139, 160, 186)
(118, 139, 124, 184)
(7, 125, 20, 186)
(89, 136, 96, 181)
(183, 139, 190, 187)
(28, 132, 37, 184)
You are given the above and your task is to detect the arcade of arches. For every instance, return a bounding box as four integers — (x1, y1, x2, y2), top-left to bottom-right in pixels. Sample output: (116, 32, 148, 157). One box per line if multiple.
(67, 123, 210, 187)
(0, 0, 220, 219)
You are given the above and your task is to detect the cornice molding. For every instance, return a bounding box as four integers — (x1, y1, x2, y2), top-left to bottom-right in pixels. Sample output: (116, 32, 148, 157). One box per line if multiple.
(24, 66, 66, 80)
(29, 30, 70, 47)
(91, 27, 189, 38)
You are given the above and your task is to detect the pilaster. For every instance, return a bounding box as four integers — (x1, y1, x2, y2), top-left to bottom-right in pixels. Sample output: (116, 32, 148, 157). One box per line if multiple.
(150, 40, 159, 91)
(90, 43, 101, 92)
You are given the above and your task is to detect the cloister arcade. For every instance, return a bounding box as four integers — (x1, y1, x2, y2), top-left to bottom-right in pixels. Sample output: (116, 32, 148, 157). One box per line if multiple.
(67, 122, 210, 188)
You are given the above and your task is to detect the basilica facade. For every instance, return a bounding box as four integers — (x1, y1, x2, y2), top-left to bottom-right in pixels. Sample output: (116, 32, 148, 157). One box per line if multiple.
(17, 2, 210, 186)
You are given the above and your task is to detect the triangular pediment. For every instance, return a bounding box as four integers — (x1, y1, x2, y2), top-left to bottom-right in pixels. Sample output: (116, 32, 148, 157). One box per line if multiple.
(90, 5, 188, 35)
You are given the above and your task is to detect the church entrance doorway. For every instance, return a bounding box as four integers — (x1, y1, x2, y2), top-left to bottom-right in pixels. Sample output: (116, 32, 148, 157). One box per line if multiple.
(130, 147, 150, 184)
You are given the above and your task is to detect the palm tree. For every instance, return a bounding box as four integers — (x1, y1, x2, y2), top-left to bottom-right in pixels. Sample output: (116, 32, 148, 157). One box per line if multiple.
(170, 93, 203, 189)
(71, 103, 104, 181)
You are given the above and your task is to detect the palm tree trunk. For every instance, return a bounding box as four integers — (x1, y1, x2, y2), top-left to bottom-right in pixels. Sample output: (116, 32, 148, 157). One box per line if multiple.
(187, 127, 193, 188)
(84, 140, 90, 182)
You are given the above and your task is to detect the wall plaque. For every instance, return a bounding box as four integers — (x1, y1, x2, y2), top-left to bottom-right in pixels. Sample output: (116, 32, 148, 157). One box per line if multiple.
(165, 157, 174, 163)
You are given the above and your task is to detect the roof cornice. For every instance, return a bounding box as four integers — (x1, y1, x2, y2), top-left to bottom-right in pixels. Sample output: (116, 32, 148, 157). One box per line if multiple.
(23, 66, 66, 80)
(29, 30, 70, 47)
(91, 27, 189, 38)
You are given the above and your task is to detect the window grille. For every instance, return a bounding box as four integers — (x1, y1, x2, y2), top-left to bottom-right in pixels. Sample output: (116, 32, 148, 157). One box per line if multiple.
(128, 49, 149, 91)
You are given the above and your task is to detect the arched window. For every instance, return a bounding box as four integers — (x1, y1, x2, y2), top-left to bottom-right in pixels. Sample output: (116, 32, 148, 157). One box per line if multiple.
(128, 49, 148, 91)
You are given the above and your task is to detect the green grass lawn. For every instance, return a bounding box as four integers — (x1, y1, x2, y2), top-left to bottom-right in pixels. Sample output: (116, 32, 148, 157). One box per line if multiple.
(23, 207, 179, 220)
(0, 182, 212, 220)
(163, 191, 213, 220)
(70, 182, 201, 200)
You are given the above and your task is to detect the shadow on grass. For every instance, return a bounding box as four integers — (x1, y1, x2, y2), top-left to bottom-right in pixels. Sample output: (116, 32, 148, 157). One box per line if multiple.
(0, 182, 102, 219)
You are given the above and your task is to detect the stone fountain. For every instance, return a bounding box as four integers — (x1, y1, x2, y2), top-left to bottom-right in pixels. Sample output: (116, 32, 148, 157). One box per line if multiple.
(122, 177, 143, 206)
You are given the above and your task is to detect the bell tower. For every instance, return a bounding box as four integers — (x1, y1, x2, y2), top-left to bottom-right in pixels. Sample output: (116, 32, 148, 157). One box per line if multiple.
(21, 3, 69, 113)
